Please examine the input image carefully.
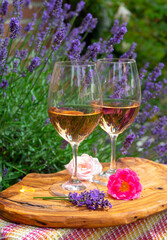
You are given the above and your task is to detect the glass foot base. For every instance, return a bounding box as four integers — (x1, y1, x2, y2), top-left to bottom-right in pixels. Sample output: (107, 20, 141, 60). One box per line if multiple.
(50, 180, 98, 196)
(62, 179, 86, 191)
(99, 169, 116, 179)
(93, 169, 116, 186)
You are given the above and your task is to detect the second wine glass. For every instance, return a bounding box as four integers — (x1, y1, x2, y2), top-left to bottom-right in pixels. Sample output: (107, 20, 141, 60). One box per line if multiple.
(97, 58, 141, 179)
(47, 61, 102, 193)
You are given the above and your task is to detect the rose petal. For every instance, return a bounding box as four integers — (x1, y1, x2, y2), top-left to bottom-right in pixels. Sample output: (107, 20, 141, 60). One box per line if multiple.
(65, 154, 102, 181)
(107, 168, 143, 200)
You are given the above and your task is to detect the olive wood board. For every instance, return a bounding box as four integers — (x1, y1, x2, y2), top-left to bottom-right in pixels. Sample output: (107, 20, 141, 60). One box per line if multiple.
(0, 157, 167, 228)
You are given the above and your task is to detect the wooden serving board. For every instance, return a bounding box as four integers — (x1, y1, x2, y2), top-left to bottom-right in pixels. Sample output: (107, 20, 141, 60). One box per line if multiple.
(0, 157, 167, 228)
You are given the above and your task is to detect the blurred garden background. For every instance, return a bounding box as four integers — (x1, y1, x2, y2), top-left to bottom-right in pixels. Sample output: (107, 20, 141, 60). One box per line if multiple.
(0, 0, 166, 190)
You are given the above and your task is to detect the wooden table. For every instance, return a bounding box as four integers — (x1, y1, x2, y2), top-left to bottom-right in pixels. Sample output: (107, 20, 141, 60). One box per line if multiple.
(0, 157, 167, 228)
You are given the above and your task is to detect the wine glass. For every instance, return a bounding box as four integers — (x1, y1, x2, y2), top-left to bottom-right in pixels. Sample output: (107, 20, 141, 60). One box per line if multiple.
(47, 61, 102, 193)
(96, 58, 141, 179)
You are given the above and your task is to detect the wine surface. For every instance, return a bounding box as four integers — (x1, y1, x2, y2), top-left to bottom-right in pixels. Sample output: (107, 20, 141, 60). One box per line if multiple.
(99, 100, 140, 135)
(48, 106, 101, 144)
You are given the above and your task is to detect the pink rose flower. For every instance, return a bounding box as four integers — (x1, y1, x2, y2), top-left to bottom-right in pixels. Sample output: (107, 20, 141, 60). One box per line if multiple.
(107, 168, 143, 200)
(65, 154, 102, 181)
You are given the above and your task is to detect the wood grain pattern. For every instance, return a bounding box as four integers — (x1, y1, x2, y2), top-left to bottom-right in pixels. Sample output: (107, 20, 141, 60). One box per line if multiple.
(0, 157, 167, 228)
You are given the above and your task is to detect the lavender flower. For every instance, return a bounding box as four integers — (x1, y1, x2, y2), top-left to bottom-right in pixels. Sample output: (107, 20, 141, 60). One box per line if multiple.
(139, 62, 149, 82)
(76, 0, 85, 13)
(80, 13, 92, 34)
(159, 156, 167, 164)
(121, 132, 136, 155)
(120, 42, 137, 59)
(52, 27, 66, 50)
(13, 0, 23, 19)
(36, 31, 46, 51)
(84, 42, 100, 61)
(15, 49, 20, 58)
(69, 190, 112, 210)
(0, 38, 9, 73)
(60, 139, 69, 149)
(24, 0, 31, 8)
(46, 74, 51, 84)
(142, 63, 165, 103)
(0, 79, 8, 89)
(0, 17, 4, 35)
(110, 19, 119, 34)
(68, 39, 81, 60)
(2, 168, 8, 177)
(3, 37, 9, 47)
(65, 11, 77, 19)
(53, 0, 63, 13)
(27, 57, 40, 72)
(43, 0, 54, 14)
(9, 17, 21, 39)
(40, 10, 49, 29)
(0, 0, 9, 16)
(12, 59, 19, 72)
(32, 95, 35, 102)
(28, 35, 34, 46)
(45, 118, 50, 126)
(93, 147, 97, 156)
(136, 125, 146, 138)
(3, 64, 9, 76)
(49, 1, 63, 25)
(108, 22, 127, 46)
(39, 46, 47, 58)
(67, 28, 80, 46)
(154, 143, 167, 157)
(88, 18, 98, 32)
(63, 3, 71, 12)
(143, 138, 152, 150)
(20, 49, 28, 60)
(35, 190, 112, 210)
(150, 116, 167, 141)
(24, 22, 34, 32)
(150, 106, 159, 118)
(21, 71, 26, 77)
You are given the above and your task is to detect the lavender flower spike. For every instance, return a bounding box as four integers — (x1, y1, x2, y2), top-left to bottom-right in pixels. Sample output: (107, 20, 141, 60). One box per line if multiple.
(24, 0, 31, 8)
(108, 22, 127, 45)
(0, 79, 8, 89)
(27, 57, 40, 72)
(45, 118, 50, 126)
(80, 13, 92, 34)
(9, 17, 21, 39)
(13, 0, 23, 20)
(84, 42, 100, 61)
(24, 22, 34, 32)
(0, 0, 9, 16)
(110, 19, 119, 35)
(20, 49, 28, 60)
(0, 17, 4, 35)
(52, 28, 66, 50)
(121, 132, 136, 155)
(53, 0, 63, 12)
(68, 39, 81, 60)
(69, 190, 112, 210)
(88, 18, 98, 32)
(76, 0, 85, 13)
(120, 42, 137, 59)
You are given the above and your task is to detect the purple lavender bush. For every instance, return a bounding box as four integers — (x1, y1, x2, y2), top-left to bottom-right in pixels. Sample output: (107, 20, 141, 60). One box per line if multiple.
(0, 0, 166, 190)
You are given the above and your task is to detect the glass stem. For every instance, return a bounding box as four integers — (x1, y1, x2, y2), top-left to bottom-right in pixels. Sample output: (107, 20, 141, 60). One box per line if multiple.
(109, 134, 118, 171)
(71, 143, 80, 183)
